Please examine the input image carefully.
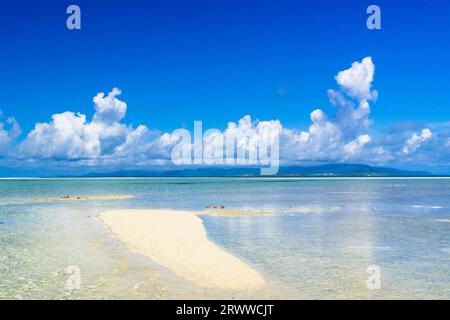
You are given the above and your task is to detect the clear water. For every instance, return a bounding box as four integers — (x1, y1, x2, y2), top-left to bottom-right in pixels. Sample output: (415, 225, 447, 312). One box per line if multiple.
(0, 178, 449, 299)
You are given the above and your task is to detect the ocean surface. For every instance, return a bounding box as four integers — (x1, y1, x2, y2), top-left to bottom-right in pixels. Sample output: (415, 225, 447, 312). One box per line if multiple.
(0, 177, 449, 299)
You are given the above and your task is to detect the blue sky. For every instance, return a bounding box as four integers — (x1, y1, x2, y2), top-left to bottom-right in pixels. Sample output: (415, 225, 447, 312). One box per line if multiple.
(0, 0, 449, 175)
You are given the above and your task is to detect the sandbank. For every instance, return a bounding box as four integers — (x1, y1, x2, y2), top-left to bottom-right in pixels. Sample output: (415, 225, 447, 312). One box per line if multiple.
(99, 209, 266, 290)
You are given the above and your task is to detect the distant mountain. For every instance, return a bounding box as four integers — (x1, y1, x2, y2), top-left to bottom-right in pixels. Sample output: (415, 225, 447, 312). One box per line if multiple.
(74, 164, 433, 178)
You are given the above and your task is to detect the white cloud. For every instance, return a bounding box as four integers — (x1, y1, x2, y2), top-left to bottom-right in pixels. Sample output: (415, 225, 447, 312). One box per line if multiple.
(278, 57, 377, 162)
(92, 88, 127, 124)
(193, 115, 282, 165)
(344, 135, 371, 156)
(113, 127, 179, 163)
(335, 57, 377, 101)
(56, 57, 379, 167)
(0, 115, 21, 156)
(3, 57, 450, 173)
(14, 58, 382, 167)
(9, 58, 384, 167)
(19, 88, 143, 160)
(402, 128, 432, 154)
(21, 112, 98, 159)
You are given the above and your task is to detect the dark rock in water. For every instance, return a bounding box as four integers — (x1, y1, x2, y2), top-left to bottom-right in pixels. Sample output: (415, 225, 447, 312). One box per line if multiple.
(205, 205, 225, 209)
(0, 221, 4, 224)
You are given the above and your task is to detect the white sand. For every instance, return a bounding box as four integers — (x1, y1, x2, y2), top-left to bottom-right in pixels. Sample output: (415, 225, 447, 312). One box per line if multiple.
(99, 209, 266, 291)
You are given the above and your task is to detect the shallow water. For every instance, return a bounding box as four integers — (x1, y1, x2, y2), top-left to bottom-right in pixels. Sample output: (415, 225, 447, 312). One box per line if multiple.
(0, 178, 449, 299)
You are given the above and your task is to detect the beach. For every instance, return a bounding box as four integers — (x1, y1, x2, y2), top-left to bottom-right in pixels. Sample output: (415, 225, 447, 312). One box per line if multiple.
(99, 209, 266, 291)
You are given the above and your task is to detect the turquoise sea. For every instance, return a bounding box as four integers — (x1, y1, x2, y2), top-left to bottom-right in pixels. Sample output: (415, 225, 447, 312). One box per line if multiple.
(0, 178, 449, 299)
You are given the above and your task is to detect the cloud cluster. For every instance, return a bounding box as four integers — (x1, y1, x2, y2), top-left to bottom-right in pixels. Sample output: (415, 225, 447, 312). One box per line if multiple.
(2, 57, 449, 173)
(278, 57, 378, 162)
(335, 57, 377, 101)
(201, 115, 282, 164)
(0, 113, 21, 156)
(19, 88, 146, 160)
(402, 128, 432, 154)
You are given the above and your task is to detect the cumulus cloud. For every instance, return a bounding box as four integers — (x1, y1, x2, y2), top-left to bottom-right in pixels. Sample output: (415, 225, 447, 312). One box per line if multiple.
(2, 57, 450, 173)
(19, 88, 142, 160)
(0, 114, 21, 156)
(203, 115, 282, 164)
(335, 57, 377, 101)
(276, 57, 377, 162)
(402, 128, 432, 154)
(168, 115, 282, 166)
(344, 135, 371, 156)
(92, 88, 127, 124)
(11, 58, 383, 167)
(2, 57, 399, 168)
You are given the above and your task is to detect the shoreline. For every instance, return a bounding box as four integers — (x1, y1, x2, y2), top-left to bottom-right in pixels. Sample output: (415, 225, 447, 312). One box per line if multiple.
(98, 209, 266, 291)
(1, 176, 450, 180)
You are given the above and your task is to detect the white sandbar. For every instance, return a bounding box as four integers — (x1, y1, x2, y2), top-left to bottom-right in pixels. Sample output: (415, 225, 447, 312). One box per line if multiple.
(34, 195, 135, 202)
(99, 209, 266, 291)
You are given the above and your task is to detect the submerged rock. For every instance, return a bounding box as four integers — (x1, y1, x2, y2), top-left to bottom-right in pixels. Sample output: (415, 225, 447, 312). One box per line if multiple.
(205, 205, 225, 209)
